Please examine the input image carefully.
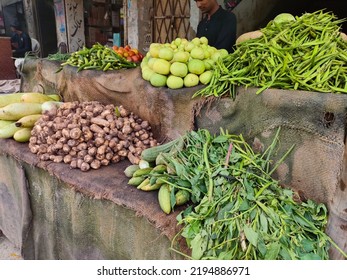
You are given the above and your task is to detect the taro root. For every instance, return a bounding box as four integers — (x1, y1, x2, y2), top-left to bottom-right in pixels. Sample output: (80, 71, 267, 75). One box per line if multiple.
(29, 101, 158, 171)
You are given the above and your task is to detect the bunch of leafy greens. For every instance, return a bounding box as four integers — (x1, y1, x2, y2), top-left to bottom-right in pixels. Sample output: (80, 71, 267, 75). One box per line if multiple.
(166, 128, 346, 260)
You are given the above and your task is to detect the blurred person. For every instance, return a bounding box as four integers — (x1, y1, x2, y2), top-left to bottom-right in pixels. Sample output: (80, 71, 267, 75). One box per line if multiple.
(10, 24, 32, 58)
(195, 0, 237, 53)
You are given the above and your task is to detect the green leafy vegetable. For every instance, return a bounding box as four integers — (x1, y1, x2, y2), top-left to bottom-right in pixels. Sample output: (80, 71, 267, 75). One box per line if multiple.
(165, 128, 347, 260)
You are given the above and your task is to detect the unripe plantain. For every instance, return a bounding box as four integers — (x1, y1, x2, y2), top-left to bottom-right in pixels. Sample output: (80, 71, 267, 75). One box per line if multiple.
(0, 120, 15, 129)
(15, 114, 42, 128)
(0, 103, 42, 120)
(0, 122, 22, 138)
(0, 92, 25, 107)
(13, 127, 32, 142)
(20, 92, 59, 103)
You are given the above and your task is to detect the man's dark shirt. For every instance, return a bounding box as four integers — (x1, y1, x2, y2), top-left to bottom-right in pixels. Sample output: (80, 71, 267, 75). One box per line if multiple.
(196, 6, 237, 53)
(11, 32, 32, 58)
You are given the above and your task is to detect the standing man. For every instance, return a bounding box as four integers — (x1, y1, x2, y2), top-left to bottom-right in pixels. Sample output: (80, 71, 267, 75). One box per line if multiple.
(10, 24, 32, 58)
(195, 0, 237, 53)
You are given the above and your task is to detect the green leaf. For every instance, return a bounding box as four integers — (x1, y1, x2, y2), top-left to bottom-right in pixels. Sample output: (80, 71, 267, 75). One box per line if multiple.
(176, 179, 191, 188)
(300, 253, 322, 260)
(212, 135, 229, 143)
(217, 250, 233, 260)
(191, 232, 207, 260)
(260, 213, 268, 233)
(279, 247, 294, 260)
(172, 160, 186, 177)
(301, 238, 315, 253)
(257, 237, 267, 257)
(170, 187, 176, 209)
(265, 242, 281, 260)
(239, 199, 250, 211)
(217, 202, 233, 220)
(243, 225, 258, 247)
(293, 214, 311, 228)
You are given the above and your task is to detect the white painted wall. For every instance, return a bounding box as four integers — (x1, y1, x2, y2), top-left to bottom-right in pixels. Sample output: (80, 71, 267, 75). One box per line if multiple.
(126, 0, 139, 48)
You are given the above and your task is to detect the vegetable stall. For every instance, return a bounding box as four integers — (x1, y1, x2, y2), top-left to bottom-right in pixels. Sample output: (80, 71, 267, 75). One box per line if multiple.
(0, 10, 347, 260)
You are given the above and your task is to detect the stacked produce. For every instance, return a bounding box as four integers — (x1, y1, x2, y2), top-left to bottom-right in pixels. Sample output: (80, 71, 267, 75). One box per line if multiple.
(112, 44, 145, 63)
(194, 10, 347, 98)
(28, 101, 157, 171)
(140, 37, 229, 89)
(126, 128, 347, 260)
(0, 92, 61, 142)
(60, 43, 137, 72)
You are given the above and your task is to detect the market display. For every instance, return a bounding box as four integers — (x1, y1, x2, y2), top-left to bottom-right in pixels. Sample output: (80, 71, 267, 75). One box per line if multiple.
(193, 10, 347, 98)
(28, 100, 157, 171)
(0, 92, 61, 142)
(126, 128, 347, 260)
(2, 5, 347, 261)
(140, 37, 228, 89)
(112, 44, 145, 63)
(60, 43, 138, 72)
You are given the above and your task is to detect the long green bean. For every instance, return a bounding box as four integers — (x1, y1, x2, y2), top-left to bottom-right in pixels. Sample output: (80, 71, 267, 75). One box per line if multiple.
(193, 10, 347, 98)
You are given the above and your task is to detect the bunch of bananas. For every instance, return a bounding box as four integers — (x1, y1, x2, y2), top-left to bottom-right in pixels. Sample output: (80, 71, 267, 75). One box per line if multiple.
(0, 92, 61, 142)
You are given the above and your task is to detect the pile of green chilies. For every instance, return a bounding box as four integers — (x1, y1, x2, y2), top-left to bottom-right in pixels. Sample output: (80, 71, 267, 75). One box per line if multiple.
(193, 10, 347, 98)
(60, 43, 137, 72)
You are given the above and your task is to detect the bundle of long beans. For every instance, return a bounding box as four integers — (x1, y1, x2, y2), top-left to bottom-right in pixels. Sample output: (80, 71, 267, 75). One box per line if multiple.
(193, 10, 347, 99)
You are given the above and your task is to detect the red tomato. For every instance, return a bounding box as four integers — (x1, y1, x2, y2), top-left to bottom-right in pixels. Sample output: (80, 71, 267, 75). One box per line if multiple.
(131, 55, 139, 62)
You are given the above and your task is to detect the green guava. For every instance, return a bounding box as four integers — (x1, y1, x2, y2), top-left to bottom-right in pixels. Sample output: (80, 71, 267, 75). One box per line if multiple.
(166, 75, 184, 89)
(170, 62, 188, 77)
(188, 59, 205, 75)
(150, 73, 167, 87)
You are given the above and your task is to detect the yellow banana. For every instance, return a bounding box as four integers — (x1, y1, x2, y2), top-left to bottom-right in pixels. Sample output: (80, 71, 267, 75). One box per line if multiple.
(15, 114, 42, 128)
(0, 122, 22, 138)
(0, 102, 42, 120)
(0, 92, 25, 107)
(0, 120, 15, 129)
(13, 127, 32, 142)
(20, 92, 57, 103)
